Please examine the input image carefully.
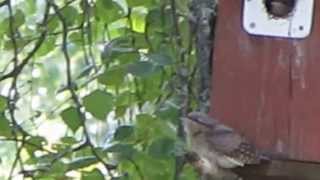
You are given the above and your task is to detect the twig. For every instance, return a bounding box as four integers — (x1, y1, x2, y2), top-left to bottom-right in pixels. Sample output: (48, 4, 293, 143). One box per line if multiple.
(129, 158, 144, 180)
(50, 1, 115, 177)
(0, 3, 50, 82)
(169, 0, 190, 179)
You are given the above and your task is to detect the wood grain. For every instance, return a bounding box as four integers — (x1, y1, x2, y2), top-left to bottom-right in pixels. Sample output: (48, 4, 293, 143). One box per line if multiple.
(233, 160, 320, 180)
(210, 0, 320, 162)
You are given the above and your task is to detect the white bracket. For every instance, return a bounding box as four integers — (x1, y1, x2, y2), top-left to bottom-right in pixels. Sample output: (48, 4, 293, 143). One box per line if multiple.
(243, 0, 314, 38)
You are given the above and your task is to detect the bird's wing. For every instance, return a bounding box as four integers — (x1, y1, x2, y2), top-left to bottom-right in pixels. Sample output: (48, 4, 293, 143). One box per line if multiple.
(205, 125, 261, 165)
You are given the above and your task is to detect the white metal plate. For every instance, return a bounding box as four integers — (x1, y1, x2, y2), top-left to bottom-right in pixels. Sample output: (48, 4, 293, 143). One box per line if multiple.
(243, 0, 314, 38)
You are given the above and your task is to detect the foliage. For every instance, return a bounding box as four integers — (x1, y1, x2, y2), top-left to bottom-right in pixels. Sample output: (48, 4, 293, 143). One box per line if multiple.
(0, 0, 199, 179)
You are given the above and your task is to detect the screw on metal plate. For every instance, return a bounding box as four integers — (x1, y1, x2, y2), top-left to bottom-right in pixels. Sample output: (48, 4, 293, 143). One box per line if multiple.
(243, 0, 314, 38)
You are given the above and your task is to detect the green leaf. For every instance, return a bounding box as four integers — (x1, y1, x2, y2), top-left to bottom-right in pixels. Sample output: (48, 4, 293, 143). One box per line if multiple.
(98, 67, 126, 87)
(179, 164, 200, 180)
(61, 6, 79, 26)
(47, 15, 60, 31)
(127, 61, 160, 77)
(61, 137, 78, 145)
(155, 103, 179, 124)
(112, 175, 130, 180)
(0, 10, 24, 36)
(0, 19, 8, 38)
(77, 64, 94, 79)
(148, 137, 175, 158)
(127, 0, 155, 7)
(51, 161, 68, 176)
(146, 8, 173, 31)
(139, 72, 164, 101)
(13, 10, 25, 29)
(114, 125, 134, 141)
(25, 136, 47, 155)
(115, 105, 127, 118)
(115, 91, 136, 106)
(116, 51, 140, 65)
(69, 31, 82, 44)
(0, 96, 7, 112)
(0, 114, 11, 137)
(126, 0, 145, 7)
(105, 144, 135, 160)
(54, 136, 78, 150)
(131, 8, 146, 33)
(101, 37, 139, 64)
(135, 114, 176, 143)
(83, 90, 114, 120)
(95, 0, 124, 23)
(23, 0, 37, 14)
(4, 38, 29, 50)
(148, 53, 173, 66)
(68, 156, 98, 170)
(36, 37, 56, 57)
(60, 107, 82, 133)
(82, 169, 104, 180)
(130, 152, 175, 179)
(34, 161, 68, 178)
(74, 146, 93, 158)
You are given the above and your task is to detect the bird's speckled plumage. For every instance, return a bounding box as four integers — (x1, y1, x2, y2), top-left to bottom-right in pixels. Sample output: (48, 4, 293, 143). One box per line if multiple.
(182, 112, 264, 179)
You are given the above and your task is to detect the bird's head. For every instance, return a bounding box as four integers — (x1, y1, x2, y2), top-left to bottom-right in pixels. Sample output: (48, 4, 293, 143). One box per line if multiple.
(181, 112, 217, 137)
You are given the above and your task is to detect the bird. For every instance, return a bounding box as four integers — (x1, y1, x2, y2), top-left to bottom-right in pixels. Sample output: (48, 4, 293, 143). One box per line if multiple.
(182, 112, 267, 179)
(265, 0, 296, 18)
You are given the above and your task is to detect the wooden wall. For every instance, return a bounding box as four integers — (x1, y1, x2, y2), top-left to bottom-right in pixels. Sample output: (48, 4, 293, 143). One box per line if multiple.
(210, 0, 320, 162)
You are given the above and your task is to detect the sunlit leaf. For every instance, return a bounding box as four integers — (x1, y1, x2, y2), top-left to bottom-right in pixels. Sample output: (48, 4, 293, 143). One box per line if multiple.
(131, 8, 146, 33)
(0, 96, 7, 112)
(68, 156, 98, 170)
(82, 169, 104, 180)
(25, 136, 47, 155)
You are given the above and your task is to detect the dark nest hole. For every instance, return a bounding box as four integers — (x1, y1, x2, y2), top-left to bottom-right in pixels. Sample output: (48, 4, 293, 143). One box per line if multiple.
(264, 0, 296, 18)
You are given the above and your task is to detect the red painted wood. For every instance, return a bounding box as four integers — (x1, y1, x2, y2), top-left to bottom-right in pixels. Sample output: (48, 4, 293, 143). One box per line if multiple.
(210, 0, 320, 162)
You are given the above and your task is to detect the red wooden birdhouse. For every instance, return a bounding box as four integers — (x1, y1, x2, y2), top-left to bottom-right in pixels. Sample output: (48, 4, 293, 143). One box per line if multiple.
(210, 0, 320, 167)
